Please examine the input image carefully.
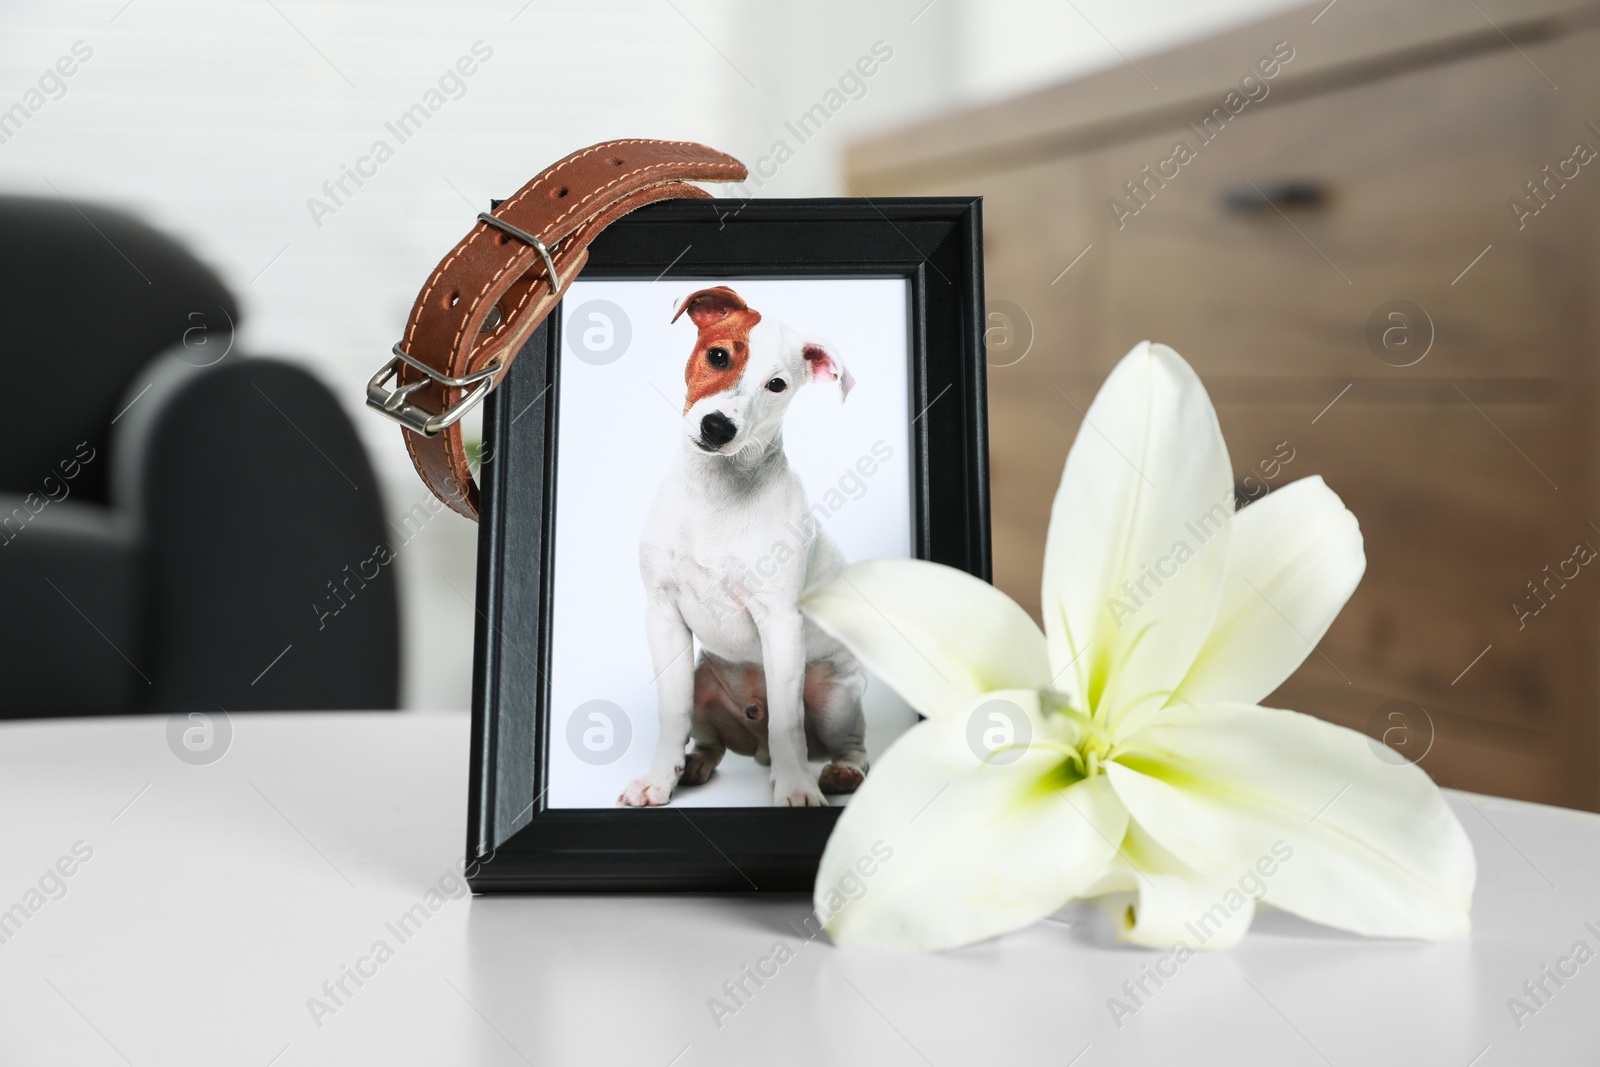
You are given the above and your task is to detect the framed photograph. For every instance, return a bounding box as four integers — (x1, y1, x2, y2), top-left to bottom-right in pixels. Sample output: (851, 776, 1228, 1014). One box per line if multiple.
(466, 197, 987, 891)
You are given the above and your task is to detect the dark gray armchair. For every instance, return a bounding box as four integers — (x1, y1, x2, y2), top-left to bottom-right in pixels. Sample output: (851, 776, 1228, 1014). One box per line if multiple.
(0, 195, 398, 716)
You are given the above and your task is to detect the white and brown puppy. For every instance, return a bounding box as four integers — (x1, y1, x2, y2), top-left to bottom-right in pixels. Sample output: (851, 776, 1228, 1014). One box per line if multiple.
(621, 286, 869, 808)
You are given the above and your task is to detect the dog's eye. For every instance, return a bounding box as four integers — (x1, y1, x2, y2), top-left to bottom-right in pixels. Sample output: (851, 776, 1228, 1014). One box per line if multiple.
(706, 347, 731, 369)
(766, 378, 787, 393)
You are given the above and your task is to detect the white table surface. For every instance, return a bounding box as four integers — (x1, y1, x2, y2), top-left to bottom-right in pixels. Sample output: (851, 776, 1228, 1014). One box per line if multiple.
(1, 712, 1596, 1066)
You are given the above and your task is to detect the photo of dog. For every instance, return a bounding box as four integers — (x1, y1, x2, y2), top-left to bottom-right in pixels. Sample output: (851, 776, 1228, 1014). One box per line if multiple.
(543, 277, 915, 809)
(622, 286, 869, 807)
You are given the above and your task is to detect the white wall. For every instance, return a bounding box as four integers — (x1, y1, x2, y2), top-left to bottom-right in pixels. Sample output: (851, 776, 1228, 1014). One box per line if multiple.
(0, 0, 1303, 709)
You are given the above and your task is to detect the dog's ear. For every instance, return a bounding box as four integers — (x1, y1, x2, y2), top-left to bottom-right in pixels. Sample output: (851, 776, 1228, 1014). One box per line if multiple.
(803, 343, 855, 402)
(672, 287, 747, 327)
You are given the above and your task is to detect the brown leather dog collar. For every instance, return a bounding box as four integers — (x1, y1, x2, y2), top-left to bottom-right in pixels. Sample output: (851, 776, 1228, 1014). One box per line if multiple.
(367, 139, 748, 520)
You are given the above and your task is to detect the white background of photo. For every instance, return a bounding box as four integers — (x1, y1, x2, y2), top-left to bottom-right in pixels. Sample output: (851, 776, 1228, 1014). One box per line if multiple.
(546, 277, 915, 807)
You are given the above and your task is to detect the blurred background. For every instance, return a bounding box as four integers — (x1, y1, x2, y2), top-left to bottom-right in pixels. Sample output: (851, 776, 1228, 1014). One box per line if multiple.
(4, 0, 1596, 810)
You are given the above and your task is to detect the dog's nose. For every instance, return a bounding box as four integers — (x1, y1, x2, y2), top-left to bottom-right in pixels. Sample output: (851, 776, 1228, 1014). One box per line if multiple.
(700, 412, 737, 447)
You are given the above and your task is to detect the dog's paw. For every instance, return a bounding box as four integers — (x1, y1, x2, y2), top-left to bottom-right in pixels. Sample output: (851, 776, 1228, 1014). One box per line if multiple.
(818, 762, 866, 795)
(772, 774, 827, 808)
(681, 749, 718, 787)
(619, 775, 676, 807)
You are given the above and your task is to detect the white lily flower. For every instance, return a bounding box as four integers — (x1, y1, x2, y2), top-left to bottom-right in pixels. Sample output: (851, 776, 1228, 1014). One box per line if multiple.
(801, 342, 1475, 951)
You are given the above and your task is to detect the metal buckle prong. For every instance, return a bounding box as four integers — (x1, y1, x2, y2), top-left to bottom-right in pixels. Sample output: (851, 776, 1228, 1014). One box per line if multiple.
(476, 211, 563, 292)
(365, 343, 501, 437)
(388, 341, 500, 390)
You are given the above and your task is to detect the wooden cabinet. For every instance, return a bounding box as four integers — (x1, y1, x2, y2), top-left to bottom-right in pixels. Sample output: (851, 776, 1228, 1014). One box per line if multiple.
(848, 0, 1600, 809)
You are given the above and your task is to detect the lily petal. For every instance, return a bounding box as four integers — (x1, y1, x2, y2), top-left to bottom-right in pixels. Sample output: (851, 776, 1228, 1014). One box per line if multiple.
(1093, 823, 1256, 949)
(1176, 476, 1365, 707)
(1042, 342, 1234, 723)
(802, 559, 1051, 719)
(817, 691, 1128, 950)
(1106, 703, 1475, 940)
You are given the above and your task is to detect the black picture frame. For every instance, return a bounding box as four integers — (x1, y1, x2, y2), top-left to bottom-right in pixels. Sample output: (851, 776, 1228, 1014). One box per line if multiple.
(466, 196, 988, 892)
